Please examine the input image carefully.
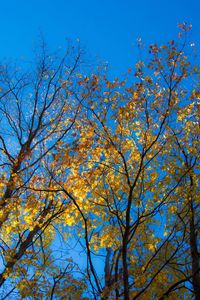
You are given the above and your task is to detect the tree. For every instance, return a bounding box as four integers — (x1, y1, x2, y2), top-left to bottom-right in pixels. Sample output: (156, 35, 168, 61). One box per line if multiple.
(0, 41, 88, 299)
(0, 24, 199, 299)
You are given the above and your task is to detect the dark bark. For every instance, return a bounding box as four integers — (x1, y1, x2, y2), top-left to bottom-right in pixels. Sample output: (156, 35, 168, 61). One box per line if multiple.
(189, 199, 200, 300)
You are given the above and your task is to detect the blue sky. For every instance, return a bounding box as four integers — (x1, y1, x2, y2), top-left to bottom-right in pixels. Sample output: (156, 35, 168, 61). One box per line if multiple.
(0, 0, 199, 74)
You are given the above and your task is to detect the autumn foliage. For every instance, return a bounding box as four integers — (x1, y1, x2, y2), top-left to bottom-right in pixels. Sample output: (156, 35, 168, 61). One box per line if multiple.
(0, 24, 199, 299)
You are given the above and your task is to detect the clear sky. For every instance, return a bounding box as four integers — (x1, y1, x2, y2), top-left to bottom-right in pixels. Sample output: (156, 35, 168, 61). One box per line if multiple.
(0, 0, 199, 74)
